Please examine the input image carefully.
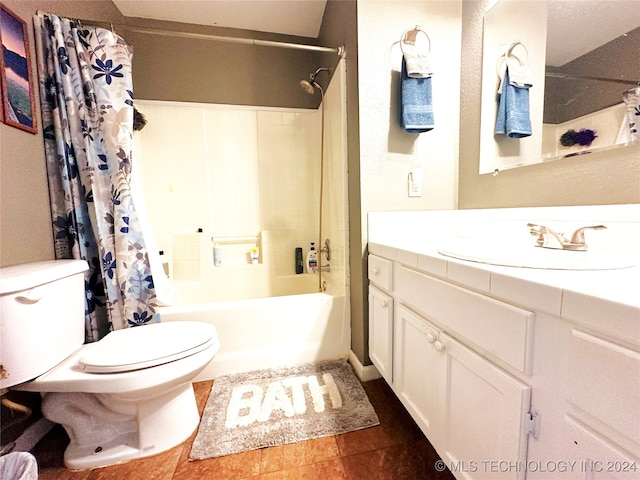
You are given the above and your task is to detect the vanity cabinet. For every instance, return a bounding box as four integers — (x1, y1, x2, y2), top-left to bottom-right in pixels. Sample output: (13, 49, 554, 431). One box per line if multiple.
(368, 255, 535, 480)
(367, 205, 640, 479)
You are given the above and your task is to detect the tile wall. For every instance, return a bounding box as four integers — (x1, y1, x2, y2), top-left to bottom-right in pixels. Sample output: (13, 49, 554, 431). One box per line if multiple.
(133, 93, 346, 303)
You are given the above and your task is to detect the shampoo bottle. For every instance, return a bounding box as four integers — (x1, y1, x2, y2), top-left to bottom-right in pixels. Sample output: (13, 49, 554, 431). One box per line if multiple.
(306, 242, 318, 273)
(250, 246, 260, 264)
(213, 243, 222, 267)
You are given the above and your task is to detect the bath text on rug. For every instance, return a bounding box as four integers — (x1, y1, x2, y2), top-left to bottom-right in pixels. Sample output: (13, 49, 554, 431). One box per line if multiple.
(225, 373, 343, 428)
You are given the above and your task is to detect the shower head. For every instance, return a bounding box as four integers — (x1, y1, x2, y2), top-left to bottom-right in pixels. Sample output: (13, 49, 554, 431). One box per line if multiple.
(299, 66, 330, 95)
(299, 79, 317, 95)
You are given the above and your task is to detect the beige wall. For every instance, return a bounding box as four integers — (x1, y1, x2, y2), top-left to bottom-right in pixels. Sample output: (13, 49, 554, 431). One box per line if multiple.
(124, 23, 324, 109)
(459, 0, 640, 209)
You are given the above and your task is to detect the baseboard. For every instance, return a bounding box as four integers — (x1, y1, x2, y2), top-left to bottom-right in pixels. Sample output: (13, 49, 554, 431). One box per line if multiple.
(348, 350, 382, 382)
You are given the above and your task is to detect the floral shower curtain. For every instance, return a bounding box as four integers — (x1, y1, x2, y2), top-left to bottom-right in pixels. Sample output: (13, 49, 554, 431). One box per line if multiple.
(34, 13, 158, 342)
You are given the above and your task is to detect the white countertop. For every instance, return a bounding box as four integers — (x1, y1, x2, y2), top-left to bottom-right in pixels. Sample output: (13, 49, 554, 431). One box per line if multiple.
(368, 205, 640, 346)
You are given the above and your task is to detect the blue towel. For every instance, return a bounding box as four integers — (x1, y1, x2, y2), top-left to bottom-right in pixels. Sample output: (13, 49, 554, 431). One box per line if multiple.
(494, 68, 532, 138)
(401, 58, 434, 133)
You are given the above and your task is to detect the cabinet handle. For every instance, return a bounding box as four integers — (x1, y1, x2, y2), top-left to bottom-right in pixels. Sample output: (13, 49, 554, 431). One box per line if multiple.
(426, 332, 436, 343)
(434, 340, 445, 352)
(373, 267, 380, 275)
(380, 299, 389, 308)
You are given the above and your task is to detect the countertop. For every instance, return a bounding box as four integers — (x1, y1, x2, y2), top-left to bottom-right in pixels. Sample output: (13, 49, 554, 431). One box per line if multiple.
(367, 205, 640, 347)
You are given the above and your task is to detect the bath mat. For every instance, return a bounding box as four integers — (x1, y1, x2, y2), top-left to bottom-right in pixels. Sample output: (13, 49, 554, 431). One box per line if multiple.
(189, 359, 379, 460)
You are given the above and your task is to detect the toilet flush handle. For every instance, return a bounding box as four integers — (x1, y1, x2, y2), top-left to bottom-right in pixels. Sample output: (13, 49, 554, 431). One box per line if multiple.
(15, 288, 44, 304)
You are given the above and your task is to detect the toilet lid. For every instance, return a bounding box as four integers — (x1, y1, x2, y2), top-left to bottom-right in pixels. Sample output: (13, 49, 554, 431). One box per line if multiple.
(78, 321, 217, 373)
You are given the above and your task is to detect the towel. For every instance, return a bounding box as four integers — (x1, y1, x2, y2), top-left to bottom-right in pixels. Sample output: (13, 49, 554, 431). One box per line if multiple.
(507, 65, 533, 88)
(401, 29, 433, 78)
(401, 58, 434, 133)
(495, 68, 532, 138)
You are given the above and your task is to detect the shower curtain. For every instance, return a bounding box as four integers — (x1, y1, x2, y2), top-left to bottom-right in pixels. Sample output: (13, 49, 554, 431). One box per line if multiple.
(34, 13, 158, 342)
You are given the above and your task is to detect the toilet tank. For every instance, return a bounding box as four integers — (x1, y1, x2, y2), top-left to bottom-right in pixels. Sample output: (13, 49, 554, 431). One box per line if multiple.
(0, 260, 89, 389)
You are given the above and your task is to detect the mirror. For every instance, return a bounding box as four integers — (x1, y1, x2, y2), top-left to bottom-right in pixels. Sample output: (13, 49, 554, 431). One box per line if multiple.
(479, 0, 640, 174)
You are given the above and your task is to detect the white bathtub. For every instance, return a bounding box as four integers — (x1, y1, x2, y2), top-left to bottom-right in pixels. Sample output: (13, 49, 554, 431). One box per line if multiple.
(158, 292, 351, 380)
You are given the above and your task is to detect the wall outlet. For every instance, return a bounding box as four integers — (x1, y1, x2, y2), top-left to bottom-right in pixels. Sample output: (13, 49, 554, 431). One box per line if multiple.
(408, 179, 422, 197)
(408, 167, 423, 197)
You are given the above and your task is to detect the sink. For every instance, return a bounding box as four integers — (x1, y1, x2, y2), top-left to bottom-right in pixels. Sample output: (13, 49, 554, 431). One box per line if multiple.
(438, 238, 635, 270)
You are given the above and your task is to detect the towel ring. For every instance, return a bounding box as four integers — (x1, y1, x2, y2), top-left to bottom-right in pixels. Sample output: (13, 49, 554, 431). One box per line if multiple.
(400, 25, 431, 55)
(496, 41, 529, 78)
(506, 41, 529, 64)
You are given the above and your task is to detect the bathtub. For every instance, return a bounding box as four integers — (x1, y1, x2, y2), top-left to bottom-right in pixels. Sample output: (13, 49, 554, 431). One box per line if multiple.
(158, 292, 350, 380)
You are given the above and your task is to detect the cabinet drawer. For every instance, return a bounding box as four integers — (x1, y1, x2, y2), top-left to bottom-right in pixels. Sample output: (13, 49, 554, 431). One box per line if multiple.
(395, 265, 534, 373)
(368, 254, 392, 291)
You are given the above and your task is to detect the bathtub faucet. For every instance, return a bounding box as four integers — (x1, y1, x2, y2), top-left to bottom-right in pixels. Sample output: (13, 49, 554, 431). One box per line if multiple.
(527, 223, 606, 251)
(321, 239, 331, 261)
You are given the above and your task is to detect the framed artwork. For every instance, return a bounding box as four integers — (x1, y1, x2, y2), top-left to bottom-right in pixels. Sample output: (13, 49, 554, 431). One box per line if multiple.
(0, 64, 4, 123)
(0, 2, 37, 134)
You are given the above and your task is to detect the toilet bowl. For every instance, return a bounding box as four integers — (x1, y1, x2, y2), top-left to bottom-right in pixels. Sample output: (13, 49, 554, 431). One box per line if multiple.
(0, 260, 219, 470)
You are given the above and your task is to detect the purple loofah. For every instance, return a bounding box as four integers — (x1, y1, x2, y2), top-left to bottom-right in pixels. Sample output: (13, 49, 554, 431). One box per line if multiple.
(574, 128, 597, 146)
(559, 128, 597, 147)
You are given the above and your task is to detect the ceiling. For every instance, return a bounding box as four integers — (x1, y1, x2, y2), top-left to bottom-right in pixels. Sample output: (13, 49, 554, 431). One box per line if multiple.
(112, 0, 328, 38)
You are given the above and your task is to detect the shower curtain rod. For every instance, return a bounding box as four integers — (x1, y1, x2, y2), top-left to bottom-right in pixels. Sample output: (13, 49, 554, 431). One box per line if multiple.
(545, 71, 638, 86)
(72, 17, 345, 56)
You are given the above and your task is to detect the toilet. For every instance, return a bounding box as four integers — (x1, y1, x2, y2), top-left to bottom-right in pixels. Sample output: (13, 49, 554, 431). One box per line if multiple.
(0, 260, 219, 470)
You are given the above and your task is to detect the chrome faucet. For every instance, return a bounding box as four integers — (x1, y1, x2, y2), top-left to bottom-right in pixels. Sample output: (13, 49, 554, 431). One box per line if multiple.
(527, 223, 606, 251)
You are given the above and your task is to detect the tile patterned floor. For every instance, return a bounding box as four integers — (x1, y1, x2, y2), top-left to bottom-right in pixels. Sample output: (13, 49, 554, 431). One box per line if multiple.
(30, 377, 455, 480)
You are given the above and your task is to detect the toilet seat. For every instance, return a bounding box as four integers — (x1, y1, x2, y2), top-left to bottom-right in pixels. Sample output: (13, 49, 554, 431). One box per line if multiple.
(79, 321, 216, 373)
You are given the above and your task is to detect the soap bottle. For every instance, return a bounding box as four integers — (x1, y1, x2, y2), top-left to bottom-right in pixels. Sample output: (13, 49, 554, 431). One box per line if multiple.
(250, 246, 260, 264)
(158, 250, 170, 277)
(213, 243, 222, 267)
(306, 242, 318, 273)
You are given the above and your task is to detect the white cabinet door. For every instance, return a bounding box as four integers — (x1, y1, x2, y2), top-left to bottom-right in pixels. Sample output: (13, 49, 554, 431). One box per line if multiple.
(437, 331, 531, 480)
(369, 285, 394, 383)
(394, 305, 442, 443)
